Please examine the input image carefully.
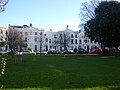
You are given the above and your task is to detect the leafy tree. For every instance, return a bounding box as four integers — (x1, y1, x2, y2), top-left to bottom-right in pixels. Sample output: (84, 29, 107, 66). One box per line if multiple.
(84, 1, 120, 55)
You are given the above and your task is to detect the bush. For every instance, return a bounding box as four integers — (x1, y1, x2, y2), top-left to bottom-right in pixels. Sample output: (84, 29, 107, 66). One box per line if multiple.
(0, 57, 7, 77)
(28, 47, 33, 52)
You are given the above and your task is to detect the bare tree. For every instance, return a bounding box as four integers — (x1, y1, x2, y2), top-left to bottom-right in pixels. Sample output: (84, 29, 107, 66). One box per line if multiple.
(7, 28, 25, 52)
(0, 0, 9, 79)
(57, 31, 71, 51)
(39, 29, 45, 52)
(0, 28, 7, 50)
(79, 0, 100, 31)
(52, 33, 60, 50)
(0, 0, 9, 12)
(0, 0, 9, 49)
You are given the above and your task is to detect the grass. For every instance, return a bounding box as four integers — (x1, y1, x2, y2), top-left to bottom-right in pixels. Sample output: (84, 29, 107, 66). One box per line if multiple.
(0, 55, 120, 90)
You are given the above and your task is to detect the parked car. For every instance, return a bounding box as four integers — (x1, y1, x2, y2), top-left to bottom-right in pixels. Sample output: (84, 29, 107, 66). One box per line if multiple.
(47, 50, 62, 54)
(22, 50, 36, 55)
(76, 49, 89, 54)
(62, 50, 75, 54)
(36, 51, 47, 55)
(0, 50, 10, 55)
(90, 49, 102, 54)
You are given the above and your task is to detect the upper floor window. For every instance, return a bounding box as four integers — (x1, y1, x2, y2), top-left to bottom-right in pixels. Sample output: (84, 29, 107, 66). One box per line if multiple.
(20, 32, 22, 34)
(60, 34, 62, 37)
(35, 37, 37, 42)
(1, 30, 3, 34)
(25, 32, 28, 35)
(44, 34, 46, 36)
(71, 34, 74, 38)
(6, 31, 8, 35)
(75, 39, 78, 44)
(84, 40, 87, 43)
(46, 38, 48, 42)
(54, 35, 57, 38)
(35, 32, 37, 35)
(25, 37, 27, 42)
(71, 39, 74, 44)
(95, 39, 97, 44)
(49, 39, 51, 43)
(79, 40, 82, 44)
(75, 34, 78, 38)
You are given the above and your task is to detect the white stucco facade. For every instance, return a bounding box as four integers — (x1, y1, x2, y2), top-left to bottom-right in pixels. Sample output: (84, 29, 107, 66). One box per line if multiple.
(0, 27, 8, 51)
(1, 24, 100, 52)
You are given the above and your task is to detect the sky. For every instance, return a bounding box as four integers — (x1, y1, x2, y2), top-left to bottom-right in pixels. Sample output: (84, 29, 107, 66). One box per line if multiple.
(0, 0, 90, 31)
(0, 0, 120, 31)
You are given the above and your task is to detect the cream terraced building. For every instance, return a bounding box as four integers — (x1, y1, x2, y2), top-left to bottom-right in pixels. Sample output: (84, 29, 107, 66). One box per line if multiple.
(0, 27, 8, 51)
(1, 24, 100, 52)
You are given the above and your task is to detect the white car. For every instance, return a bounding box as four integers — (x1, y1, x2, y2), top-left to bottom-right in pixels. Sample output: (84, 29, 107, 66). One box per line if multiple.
(22, 50, 36, 55)
(0, 50, 10, 55)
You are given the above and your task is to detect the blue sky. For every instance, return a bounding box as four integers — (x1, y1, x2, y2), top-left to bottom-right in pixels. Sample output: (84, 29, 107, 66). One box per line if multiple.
(1, 0, 118, 31)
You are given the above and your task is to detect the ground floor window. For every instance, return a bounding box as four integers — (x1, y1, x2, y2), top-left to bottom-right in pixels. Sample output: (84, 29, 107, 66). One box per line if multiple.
(35, 45, 37, 51)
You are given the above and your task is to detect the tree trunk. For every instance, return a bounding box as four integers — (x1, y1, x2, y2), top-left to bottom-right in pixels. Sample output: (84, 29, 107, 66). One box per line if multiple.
(101, 43, 106, 56)
(115, 46, 119, 56)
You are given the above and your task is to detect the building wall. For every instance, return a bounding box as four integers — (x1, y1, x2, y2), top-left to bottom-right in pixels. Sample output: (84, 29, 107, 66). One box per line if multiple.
(0, 27, 8, 51)
(3, 24, 101, 52)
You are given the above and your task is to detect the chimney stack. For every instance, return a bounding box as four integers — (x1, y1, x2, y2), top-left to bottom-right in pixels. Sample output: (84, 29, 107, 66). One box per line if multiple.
(66, 25, 69, 29)
(30, 23, 32, 27)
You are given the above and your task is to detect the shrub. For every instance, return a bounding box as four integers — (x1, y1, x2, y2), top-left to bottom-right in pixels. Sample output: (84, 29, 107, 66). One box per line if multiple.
(0, 57, 7, 77)
(28, 47, 33, 52)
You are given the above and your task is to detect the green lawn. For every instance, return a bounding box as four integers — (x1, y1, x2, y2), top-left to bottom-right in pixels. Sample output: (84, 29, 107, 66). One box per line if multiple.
(0, 55, 120, 90)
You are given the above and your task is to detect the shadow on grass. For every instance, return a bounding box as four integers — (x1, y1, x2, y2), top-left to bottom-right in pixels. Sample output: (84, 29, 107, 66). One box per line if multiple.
(1, 55, 120, 90)
(1, 86, 120, 90)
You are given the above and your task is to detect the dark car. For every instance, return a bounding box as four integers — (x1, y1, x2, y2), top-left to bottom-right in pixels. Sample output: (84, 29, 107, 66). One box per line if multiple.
(90, 49, 102, 54)
(62, 50, 75, 54)
(36, 51, 47, 55)
(47, 50, 62, 54)
(77, 49, 89, 54)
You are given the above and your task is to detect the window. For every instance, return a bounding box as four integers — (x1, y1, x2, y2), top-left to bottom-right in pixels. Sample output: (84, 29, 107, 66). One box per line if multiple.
(60, 34, 62, 37)
(44, 34, 46, 36)
(25, 32, 28, 35)
(50, 46, 52, 49)
(25, 37, 27, 42)
(71, 46, 74, 50)
(46, 38, 48, 42)
(95, 39, 97, 44)
(35, 45, 37, 51)
(79, 40, 82, 44)
(35, 32, 37, 35)
(71, 34, 73, 38)
(1, 30, 3, 34)
(75, 34, 77, 38)
(20, 32, 22, 34)
(75, 39, 78, 44)
(49, 39, 51, 43)
(35, 37, 37, 42)
(40, 32, 42, 35)
(54, 35, 57, 38)
(6, 31, 8, 35)
(84, 40, 87, 43)
(71, 39, 74, 44)
(79, 46, 81, 49)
